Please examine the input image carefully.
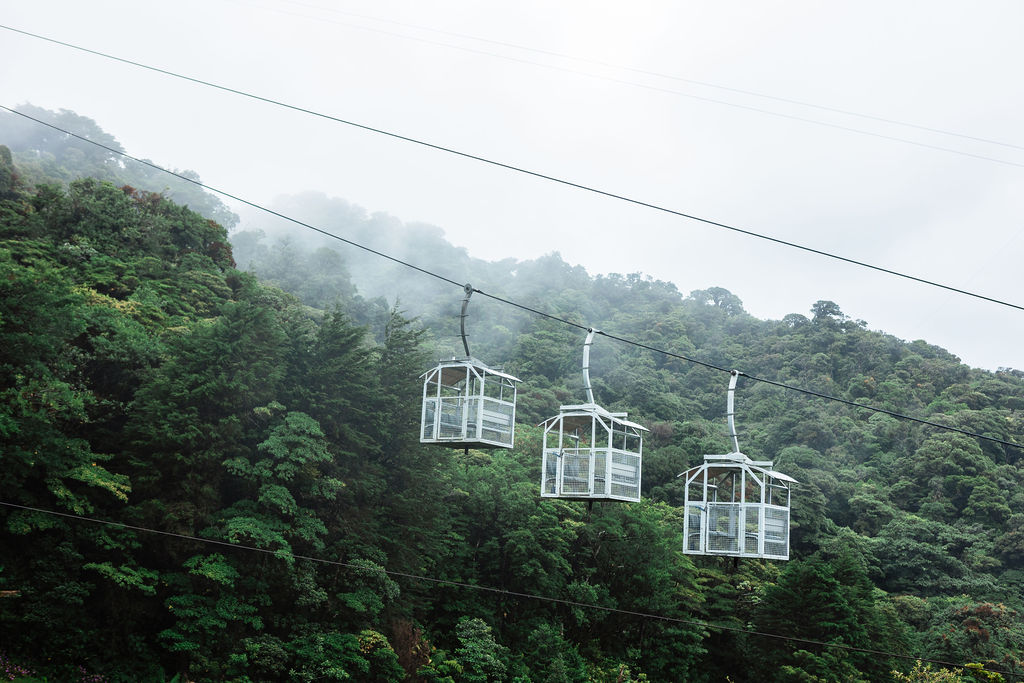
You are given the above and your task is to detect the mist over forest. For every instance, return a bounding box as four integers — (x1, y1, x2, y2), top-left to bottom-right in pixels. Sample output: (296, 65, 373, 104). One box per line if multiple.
(3, 105, 1024, 682)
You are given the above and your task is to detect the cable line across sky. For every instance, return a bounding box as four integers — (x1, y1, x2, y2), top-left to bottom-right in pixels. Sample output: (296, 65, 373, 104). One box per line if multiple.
(1, 500, 1016, 679)
(4, 105, 1020, 453)
(3, 24, 1024, 315)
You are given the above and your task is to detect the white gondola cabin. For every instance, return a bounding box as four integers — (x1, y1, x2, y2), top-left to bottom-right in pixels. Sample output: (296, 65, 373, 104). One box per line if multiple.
(540, 329, 646, 502)
(421, 359, 519, 448)
(679, 371, 795, 560)
(421, 284, 521, 450)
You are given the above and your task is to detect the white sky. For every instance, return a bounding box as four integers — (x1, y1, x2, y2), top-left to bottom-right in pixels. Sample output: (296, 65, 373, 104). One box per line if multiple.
(3, 1, 1024, 370)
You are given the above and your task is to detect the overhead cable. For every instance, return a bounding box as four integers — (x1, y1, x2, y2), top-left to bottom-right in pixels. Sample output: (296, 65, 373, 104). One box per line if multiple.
(2, 25, 1024, 313)
(4, 105, 1021, 451)
(1, 501, 1015, 679)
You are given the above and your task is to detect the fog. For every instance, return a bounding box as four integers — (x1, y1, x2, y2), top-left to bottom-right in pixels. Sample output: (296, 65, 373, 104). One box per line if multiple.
(4, 1, 1024, 368)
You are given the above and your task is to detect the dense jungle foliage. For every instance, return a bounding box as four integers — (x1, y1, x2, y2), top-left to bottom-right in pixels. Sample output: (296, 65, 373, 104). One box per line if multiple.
(2, 107, 1024, 682)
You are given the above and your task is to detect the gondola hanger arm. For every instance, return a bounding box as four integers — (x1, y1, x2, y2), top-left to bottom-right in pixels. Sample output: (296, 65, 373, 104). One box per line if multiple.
(460, 283, 473, 357)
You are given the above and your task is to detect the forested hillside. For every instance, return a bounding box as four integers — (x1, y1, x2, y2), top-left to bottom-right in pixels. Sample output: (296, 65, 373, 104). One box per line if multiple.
(2, 108, 1024, 682)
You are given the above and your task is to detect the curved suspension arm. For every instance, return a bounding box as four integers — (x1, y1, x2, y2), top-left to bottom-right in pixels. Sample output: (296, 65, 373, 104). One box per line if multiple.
(582, 328, 598, 404)
(727, 370, 740, 453)
(460, 283, 473, 357)
(675, 369, 744, 478)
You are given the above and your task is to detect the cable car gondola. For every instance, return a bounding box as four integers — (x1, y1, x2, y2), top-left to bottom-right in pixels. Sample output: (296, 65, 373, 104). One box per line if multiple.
(679, 371, 796, 560)
(540, 329, 647, 502)
(420, 284, 520, 450)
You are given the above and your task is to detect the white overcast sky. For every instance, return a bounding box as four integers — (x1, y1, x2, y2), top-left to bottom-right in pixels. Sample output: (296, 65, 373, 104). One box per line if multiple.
(3, 1, 1024, 370)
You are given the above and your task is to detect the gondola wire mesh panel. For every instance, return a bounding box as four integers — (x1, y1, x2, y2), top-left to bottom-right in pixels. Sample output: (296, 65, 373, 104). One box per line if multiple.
(764, 507, 790, 557)
(561, 451, 592, 495)
(707, 504, 740, 553)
